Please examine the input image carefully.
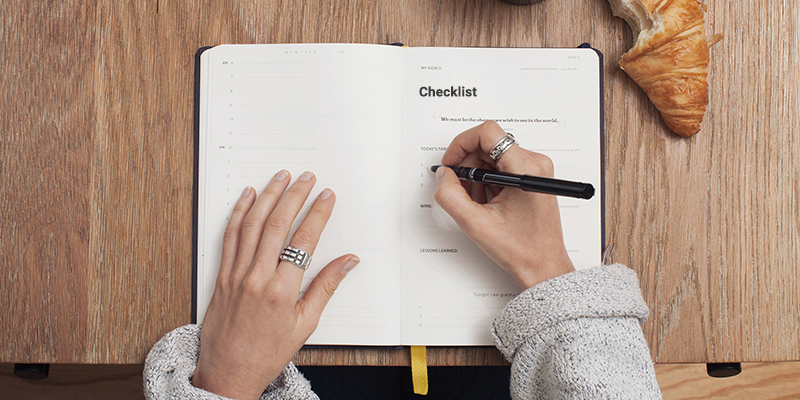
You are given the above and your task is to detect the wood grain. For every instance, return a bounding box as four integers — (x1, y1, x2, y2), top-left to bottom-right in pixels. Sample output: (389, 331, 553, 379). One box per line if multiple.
(85, 0, 196, 364)
(0, 0, 798, 364)
(294, 346, 508, 367)
(656, 363, 800, 399)
(0, 1, 97, 363)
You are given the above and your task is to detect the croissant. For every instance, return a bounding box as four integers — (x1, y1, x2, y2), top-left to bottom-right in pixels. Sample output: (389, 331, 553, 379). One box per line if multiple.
(608, 0, 710, 136)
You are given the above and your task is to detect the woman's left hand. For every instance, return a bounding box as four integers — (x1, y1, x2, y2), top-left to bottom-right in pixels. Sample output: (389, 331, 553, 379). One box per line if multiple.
(191, 170, 360, 400)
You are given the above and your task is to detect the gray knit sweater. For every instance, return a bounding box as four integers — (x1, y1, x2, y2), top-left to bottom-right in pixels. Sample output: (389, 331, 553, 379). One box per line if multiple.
(144, 264, 661, 399)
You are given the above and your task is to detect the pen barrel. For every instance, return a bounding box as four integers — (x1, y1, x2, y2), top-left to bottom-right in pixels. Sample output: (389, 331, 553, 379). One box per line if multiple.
(516, 175, 595, 199)
(446, 166, 594, 199)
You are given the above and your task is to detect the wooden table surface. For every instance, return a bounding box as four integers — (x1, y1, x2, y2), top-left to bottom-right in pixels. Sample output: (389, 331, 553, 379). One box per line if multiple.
(0, 0, 798, 365)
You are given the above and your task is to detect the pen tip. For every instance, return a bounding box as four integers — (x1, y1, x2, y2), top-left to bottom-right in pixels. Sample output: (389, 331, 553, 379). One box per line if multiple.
(430, 165, 442, 173)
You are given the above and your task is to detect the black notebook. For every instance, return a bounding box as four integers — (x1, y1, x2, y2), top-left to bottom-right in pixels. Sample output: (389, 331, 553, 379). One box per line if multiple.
(195, 44, 604, 346)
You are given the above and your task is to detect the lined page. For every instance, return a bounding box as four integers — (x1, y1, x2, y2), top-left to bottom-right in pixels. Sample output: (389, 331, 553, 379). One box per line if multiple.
(198, 44, 404, 345)
(399, 47, 603, 345)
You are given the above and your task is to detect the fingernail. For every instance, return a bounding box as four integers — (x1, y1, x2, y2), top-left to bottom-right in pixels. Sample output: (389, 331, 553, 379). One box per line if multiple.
(343, 257, 360, 274)
(299, 171, 313, 181)
(273, 170, 288, 181)
(319, 188, 333, 199)
(241, 186, 252, 197)
(435, 167, 446, 182)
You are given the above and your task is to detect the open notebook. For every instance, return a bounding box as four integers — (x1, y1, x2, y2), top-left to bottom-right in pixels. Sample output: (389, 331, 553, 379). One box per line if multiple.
(195, 44, 604, 346)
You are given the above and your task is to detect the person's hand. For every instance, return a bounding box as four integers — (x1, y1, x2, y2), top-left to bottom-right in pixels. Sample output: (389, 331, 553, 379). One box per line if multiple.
(191, 170, 360, 400)
(434, 121, 575, 289)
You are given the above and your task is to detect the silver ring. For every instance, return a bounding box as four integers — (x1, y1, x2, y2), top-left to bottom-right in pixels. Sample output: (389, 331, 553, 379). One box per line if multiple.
(279, 245, 312, 270)
(489, 132, 517, 162)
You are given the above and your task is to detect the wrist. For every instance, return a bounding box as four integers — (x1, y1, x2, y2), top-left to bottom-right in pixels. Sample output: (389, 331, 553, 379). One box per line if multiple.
(513, 258, 575, 289)
(191, 366, 262, 400)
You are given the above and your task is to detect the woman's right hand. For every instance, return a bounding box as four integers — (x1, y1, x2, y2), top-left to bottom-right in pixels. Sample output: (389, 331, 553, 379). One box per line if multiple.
(434, 121, 575, 289)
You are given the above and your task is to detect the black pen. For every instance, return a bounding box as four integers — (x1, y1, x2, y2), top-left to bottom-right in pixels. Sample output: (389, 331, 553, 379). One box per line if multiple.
(430, 165, 595, 200)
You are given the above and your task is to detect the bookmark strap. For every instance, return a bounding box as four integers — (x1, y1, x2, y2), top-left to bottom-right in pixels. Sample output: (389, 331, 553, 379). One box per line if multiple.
(410, 346, 429, 395)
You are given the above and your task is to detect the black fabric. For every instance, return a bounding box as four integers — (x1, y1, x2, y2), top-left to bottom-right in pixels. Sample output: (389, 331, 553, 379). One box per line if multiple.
(297, 366, 511, 400)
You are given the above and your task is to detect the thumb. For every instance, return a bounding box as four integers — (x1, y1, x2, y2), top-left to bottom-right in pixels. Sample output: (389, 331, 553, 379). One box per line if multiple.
(433, 167, 484, 232)
(297, 254, 360, 330)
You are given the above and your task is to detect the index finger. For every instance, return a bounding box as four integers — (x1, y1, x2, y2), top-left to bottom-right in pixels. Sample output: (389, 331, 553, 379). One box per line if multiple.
(441, 120, 527, 174)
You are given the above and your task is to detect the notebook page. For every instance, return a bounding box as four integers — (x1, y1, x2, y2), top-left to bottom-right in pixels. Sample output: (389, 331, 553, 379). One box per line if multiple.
(198, 44, 404, 345)
(400, 47, 603, 345)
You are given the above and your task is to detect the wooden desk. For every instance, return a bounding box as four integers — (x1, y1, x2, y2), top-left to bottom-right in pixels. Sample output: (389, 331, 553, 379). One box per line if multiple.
(0, 0, 797, 365)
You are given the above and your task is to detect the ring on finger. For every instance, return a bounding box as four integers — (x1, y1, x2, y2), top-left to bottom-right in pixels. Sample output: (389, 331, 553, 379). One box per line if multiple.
(489, 132, 518, 162)
(279, 245, 312, 270)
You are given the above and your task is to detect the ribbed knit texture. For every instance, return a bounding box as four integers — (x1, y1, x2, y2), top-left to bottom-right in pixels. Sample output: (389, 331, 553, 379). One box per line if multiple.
(492, 263, 662, 399)
(144, 264, 661, 399)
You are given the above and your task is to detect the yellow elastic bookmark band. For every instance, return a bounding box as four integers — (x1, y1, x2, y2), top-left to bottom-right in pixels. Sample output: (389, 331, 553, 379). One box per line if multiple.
(410, 345, 429, 395)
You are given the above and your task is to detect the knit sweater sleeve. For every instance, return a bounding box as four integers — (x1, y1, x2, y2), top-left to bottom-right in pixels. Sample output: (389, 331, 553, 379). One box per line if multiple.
(491, 263, 662, 399)
(143, 324, 318, 400)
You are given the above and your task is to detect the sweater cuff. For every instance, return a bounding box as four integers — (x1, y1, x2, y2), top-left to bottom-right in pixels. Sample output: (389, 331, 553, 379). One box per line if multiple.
(491, 264, 649, 360)
(144, 324, 315, 400)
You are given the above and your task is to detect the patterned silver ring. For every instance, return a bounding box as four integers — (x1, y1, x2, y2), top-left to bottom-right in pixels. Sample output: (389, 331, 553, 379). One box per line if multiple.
(489, 132, 518, 162)
(279, 245, 312, 270)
